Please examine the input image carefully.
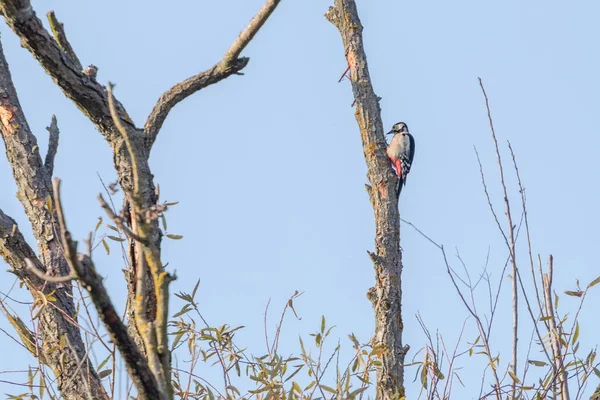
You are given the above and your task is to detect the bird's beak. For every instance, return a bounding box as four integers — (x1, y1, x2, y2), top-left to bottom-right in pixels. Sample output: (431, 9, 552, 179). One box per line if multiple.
(385, 130, 394, 135)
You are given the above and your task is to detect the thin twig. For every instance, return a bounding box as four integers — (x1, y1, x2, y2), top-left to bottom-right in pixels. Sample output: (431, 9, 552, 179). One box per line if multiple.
(98, 194, 146, 244)
(478, 78, 518, 397)
(107, 83, 140, 199)
(52, 178, 162, 400)
(24, 258, 74, 283)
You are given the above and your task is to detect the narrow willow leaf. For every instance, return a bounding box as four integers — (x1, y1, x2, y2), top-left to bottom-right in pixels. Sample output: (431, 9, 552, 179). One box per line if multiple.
(39, 373, 46, 399)
(508, 370, 521, 384)
(107, 235, 125, 242)
(564, 290, 584, 297)
(98, 354, 111, 371)
(589, 276, 600, 288)
(102, 239, 110, 255)
(192, 279, 201, 300)
(319, 384, 336, 394)
(95, 217, 103, 232)
(98, 369, 112, 379)
(166, 234, 184, 240)
(292, 381, 302, 393)
(527, 360, 547, 367)
(572, 322, 580, 345)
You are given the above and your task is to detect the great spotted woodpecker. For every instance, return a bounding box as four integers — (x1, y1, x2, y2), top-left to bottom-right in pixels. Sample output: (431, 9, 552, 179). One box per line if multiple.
(386, 122, 415, 199)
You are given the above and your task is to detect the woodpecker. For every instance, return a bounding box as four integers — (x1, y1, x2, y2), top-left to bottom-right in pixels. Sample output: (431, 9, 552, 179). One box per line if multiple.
(386, 122, 415, 199)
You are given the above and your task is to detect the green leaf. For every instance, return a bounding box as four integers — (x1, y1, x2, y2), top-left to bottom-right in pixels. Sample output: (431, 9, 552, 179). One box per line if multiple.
(39, 373, 45, 399)
(564, 290, 584, 297)
(348, 387, 369, 398)
(420, 363, 428, 389)
(98, 354, 111, 371)
(315, 333, 322, 346)
(98, 369, 112, 379)
(27, 367, 33, 392)
(527, 360, 547, 367)
(284, 366, 303, 382)
(95, 217, 103, 232)
(107, 235, 125, 242)
(319, 384, 336, 394)
(191, 279, 200, 300)
(508, 370, 521, 384)
(102, 239, 110, 255)
(292, 381, 302, 393)
(589, 276, 600, 288)
(160, 213, 167, 231)
(166, 234, 184, 240)
(172, 304, 192, 318)
(321, 315, 326, 334)
(572, 322, 580, 345)
(348, 333, 360, 348)
(106, 224, 119, 232)
(171, 331, 184, 351)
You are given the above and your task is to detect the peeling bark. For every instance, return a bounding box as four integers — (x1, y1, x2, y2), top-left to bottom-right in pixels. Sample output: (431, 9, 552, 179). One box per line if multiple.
(326, 1, 406, 398)
(0, 0, 283, 397)
(0, 38, 109, 399)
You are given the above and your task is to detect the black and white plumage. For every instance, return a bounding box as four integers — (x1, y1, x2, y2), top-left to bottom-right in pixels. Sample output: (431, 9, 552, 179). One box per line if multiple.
(386, 122, 415, 199)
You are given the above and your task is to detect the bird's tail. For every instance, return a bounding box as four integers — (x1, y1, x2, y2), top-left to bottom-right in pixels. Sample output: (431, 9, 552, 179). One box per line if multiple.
(396, 177, 404, 200)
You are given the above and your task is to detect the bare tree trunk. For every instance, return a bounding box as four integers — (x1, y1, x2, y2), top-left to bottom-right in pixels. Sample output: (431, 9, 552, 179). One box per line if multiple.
(0, 38, 109, 399)
(0, 0, 281, 397)
(325, 1, 407, 398)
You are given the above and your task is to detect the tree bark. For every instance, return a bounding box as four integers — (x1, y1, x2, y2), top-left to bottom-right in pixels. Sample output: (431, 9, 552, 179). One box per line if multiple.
(0, 0, 282, 397)
(326, 1, 407, 399)
(0, 37, 109, 399)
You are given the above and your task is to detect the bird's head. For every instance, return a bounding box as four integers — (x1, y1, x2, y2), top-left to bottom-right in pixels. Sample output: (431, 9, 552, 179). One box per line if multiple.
(386, 122, 409, 136)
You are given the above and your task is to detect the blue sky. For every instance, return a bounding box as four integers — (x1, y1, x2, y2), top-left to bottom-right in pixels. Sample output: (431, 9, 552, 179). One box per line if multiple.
(1, 0, 599, 398)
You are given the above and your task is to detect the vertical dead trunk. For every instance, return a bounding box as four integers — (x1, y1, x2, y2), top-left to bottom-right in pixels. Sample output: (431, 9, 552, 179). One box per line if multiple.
(326, 1, 407, 398)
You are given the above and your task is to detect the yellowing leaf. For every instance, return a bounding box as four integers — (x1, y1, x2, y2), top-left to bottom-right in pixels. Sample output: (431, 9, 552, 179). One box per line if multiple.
(572, 322, 580, 345)
(589, 276, 600, 288)
(565, 290, 584, 297)
(508, 370, 521, 384)
(98, 369, 112, 379)
(102, 239, 110, 255)
(527, 360, 547, 367)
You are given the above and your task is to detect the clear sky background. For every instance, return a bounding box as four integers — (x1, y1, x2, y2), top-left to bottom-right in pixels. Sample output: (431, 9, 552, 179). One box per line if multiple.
(1, 0, 599, 398)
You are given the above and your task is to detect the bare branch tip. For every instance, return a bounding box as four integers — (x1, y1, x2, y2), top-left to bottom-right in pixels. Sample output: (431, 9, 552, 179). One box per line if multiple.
(44, 114, 59, 174)
(25, 258, 74, 283)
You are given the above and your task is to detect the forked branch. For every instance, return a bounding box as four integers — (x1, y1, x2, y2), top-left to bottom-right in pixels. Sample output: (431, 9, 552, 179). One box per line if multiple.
(144, 0, 282, 143)
(52, 178, 163, 400)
